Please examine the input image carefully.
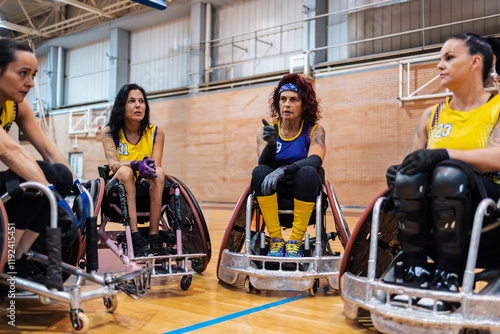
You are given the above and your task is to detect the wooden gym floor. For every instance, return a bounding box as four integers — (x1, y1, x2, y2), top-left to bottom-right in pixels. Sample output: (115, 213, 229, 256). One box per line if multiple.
(0, 204, 377, 334)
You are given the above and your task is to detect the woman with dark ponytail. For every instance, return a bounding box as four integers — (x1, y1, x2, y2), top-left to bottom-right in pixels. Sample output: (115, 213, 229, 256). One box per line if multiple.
(385, 33, 500, 310)
(0, 38, 74, 287)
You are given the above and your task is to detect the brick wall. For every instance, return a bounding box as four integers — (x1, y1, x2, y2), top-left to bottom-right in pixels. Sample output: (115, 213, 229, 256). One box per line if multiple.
(12, 59, 447, 208)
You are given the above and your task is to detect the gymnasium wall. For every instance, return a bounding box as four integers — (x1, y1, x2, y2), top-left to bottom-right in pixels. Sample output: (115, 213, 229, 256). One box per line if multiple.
(16, 59, 445, 208)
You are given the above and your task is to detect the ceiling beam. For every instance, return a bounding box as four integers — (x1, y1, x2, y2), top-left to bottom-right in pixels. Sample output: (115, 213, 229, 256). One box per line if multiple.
(39, 1, 141, 35)
(0, 19, 44, 36)
(17, 0, 37, 31)
(55, 0, 113, 18)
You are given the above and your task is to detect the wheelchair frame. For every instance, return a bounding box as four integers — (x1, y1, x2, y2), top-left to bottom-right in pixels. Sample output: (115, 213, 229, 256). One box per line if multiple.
(340, 191, 500, 334)
(0, 181, 149, 333)
(95, 173, 211, 291)
(217, 180, 350, 294)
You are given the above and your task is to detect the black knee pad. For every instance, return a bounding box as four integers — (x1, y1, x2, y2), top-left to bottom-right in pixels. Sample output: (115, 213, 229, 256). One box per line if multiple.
(37, 162, 73, 198)
(251, 165, 274, 196)
(393, 172, 429, 253)
(293, 166, 321, 202)
(52, 163, 74, 197)
(430, 165, 470, 259)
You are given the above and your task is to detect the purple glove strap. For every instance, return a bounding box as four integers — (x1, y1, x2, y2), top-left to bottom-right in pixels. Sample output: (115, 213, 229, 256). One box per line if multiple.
(139, 158, 157, 179)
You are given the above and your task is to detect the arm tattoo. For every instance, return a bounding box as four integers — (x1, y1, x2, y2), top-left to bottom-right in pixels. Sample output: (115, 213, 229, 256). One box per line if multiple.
(409, 110, 431, 152)
(102, 130, 122, 171)
(415, 117, 422, 139)
(489, 124, 500, 147)
(313, 127, 325, 149)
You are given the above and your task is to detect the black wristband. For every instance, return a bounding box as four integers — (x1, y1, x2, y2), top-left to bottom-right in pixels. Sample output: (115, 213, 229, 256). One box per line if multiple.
(283, 155, 322, 176)
(130, 160, 140, 172)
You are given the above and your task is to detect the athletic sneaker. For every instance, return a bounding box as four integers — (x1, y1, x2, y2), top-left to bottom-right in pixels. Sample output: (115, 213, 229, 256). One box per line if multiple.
(267, 238, 285, 257)
(431, 269, 460, 292)
(131, 231, 151, 258)
(417, 270, 460, 313)
(285, 240, 303, 257)
(389, 265, 430, 307)
(404, 265, 432, 289)
(148, 234, 167, 255)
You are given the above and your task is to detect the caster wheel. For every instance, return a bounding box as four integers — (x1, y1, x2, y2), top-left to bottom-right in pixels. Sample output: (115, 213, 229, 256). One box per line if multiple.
(70, 310, 90, 333)
(309, 279, 319, 296)
(181, 275, 192, 291)
(103, 295, 118, 313)
(244, 276, 254, 293)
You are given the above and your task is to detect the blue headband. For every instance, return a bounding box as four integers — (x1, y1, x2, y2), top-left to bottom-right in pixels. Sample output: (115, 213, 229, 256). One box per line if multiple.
(279, 83, 298, 94)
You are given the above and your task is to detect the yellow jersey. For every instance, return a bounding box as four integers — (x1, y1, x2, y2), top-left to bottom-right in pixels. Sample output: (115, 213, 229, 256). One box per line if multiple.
(427, 95, 500, 183)
(0, 101, 17, 133)
(115, 125, 157, 162)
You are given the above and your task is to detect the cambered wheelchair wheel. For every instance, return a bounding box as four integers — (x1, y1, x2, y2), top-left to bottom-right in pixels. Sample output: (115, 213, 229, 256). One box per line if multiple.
(164, 175, 211, 273)
(339, 188, 400, 289)
(88, 177, 104, 217)
(325, 180, 350, 248)
(216, 185, 253, 279)
(79, 178, 104, 258)
(0, 200, 9, 272)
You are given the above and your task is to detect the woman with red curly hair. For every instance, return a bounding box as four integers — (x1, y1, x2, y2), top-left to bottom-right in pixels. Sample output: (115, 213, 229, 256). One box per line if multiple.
(251, 73, 326, 258)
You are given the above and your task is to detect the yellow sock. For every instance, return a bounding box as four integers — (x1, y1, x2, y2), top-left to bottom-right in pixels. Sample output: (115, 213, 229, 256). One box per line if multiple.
(256, 193, 282, 239)
(289, 198, 315, 241)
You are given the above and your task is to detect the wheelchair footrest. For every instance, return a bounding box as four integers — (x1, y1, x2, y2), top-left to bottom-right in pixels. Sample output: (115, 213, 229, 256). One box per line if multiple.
(341, 272, 500, 333)
(131, 253, 206, 277)
(219, 249, 342, 291)
(220, 250, 341, 278)
(114, 265, 152, 299)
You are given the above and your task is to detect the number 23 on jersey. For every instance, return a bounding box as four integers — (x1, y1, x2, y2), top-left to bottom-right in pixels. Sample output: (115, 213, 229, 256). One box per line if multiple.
(433, 122, 452, 138)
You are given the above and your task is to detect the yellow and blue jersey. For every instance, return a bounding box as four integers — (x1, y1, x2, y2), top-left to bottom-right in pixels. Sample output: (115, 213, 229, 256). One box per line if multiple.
(272, 120, 317, 166)
(427, 95, 500, 184)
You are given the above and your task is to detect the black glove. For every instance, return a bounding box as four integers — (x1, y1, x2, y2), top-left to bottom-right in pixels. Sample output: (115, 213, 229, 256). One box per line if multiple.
(398, 149, 449, 175)
(261, 167, 285, 195)
(262, 119, 279, 146)
(386, 164, 399, 189)
(48, 184, 78, 244)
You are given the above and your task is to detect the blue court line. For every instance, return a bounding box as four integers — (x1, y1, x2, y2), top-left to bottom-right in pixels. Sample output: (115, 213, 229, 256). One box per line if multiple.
(163, 293, 306, 334)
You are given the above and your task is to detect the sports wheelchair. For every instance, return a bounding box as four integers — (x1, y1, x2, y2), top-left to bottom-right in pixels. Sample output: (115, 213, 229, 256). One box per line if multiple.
(340, 188, 500, 334)
(96, 166, 211, 291)
(217, 173, 350, 295)
(0, 180, 149, 333)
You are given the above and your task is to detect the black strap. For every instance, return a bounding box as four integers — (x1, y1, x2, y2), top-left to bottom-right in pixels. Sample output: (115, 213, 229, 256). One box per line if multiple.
(4, 170, 22, 198)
